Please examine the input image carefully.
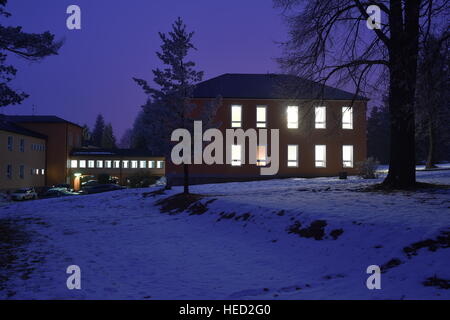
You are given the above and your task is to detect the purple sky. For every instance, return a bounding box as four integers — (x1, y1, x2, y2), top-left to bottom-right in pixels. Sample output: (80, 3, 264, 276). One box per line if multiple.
(2, 0, 288, 138)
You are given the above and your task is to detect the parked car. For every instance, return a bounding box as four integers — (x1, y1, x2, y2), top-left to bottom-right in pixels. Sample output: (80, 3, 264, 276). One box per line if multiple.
(81, 180, 99, 187)
(11, 188, 38, 201)
(41, 188, 79, 199)
(52, 183, 71, 190)
(80, 184, 125, 195)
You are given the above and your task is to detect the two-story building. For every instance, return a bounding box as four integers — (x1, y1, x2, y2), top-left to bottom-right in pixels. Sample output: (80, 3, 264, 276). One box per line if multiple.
(0, 116, 47, 190)
(167, 73, 368, 184)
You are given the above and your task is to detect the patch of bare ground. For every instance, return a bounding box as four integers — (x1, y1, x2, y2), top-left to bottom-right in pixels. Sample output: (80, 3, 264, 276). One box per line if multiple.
(423, 275, 450, 289)
(0, 218, 40, 298)
(358, 182, 450, 193)
(286, 220, 344, 240)
(155, 193, 217, 215)
(403, 230, 450, 257)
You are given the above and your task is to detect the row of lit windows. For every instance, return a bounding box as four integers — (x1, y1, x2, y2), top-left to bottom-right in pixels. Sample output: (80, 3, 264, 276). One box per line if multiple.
(6, 164, 45, 179)
(231, 105, 353, 130)
(68, 159, 165, 169)
(6, 136, 45, 152)
(231, 144, 354, 168)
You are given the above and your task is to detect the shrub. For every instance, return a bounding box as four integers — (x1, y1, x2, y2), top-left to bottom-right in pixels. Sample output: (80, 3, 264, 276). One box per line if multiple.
(357, 157, 380, 179)
(127, 172, 158, 188)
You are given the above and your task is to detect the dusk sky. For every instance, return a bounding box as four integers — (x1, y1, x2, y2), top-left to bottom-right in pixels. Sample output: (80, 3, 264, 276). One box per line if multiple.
(2, 0, 290, 138)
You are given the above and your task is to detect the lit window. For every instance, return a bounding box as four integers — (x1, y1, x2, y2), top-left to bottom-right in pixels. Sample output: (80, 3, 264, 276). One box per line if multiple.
(315, 145, 326, 167)
(41, 169, 45, 175)
(19, 165, 24, 179)
(148, 160, 156, 168)
(256, 105, 267, 128)
(231, 144, 242, 166)
(7, 136, 13, 151)
(342, 106, 353, 129)
(34, 168, 39, 175)
(7, 165, 12, 179)
(96, 160, 103, 168)
(287, 106, 298, 129)
(343, 145, 354, 168)
(287, 145, 298, 167)
(70, 160, 78, 168)
(122, 160, 129, 168)
(140, 160, 147, 168)
(88, 160, 95, 168)
(105, 160, 112, 168)
(231, 105, 242, 128)
(256, 145, 267, 166)
(20, 139, 25, 152)
(315, 106, 326, 129)
(157, 160, 164, 169)
(131, 160, 138, 168)
(79, 160, 86, 168)
(113, 160, 120, 168)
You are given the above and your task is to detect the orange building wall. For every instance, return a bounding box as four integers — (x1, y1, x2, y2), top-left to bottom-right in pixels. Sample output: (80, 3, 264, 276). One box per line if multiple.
(167, 98, 367, 183)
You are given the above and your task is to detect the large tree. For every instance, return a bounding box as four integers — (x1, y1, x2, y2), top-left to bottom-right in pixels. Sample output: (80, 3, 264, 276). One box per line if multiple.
(133, 17, 204, 194)
(274, 0, 449, 188)
(91, 114, 105, 147)
(415, 34, 449, 168)
(101, 123, 117, 149)
(0, 0, 62, 107)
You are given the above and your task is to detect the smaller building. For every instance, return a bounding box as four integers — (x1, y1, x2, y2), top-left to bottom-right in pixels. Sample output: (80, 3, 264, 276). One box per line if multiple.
(68, 148, 165, 190)
(0, 117, 47, 191)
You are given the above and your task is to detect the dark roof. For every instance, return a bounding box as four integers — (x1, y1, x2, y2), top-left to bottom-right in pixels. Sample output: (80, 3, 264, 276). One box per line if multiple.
(0, 117, 47, 139)
(71, 148, 161, 157)
(4, 115, 83, 128)
(192, 73, 368, 101)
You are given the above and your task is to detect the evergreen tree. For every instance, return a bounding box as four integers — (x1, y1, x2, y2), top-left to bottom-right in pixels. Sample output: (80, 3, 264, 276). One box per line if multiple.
(118, 128, 133, 149)
(0, 0, 62, 107)
(133, 17, 208, 194)
(101, 123, 117, 149)
(81, 124, 91, 146)
(91, 114, 105, 147)
(367, 103, 390, 164)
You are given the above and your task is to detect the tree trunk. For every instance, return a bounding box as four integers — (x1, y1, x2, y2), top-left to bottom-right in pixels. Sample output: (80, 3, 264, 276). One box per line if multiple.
(183, 163, 189, 194)
(382, 0, 419, 189)
(425, 117, 437, 169)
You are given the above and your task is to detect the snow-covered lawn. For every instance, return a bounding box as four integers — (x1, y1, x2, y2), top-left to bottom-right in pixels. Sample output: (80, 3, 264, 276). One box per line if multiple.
(0, 170, 449, 300)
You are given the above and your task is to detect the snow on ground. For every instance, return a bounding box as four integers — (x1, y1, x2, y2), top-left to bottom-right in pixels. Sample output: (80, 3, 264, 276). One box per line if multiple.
(0, 170, 449, 300)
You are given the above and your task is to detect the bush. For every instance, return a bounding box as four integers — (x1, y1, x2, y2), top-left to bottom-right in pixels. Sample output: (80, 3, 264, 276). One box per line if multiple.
(357, 157, 380, 179)
(127, 172, 158, 188)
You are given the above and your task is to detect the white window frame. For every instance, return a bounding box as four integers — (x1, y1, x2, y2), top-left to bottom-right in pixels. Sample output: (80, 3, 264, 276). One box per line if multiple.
(231, 105, 242, 128)
(7, 136, 13, 151)
(7, 164, 12, 179)
(231, 144, 242, 166)
(96, 160, 103, 168)
(105, 160, 112, 168)
(256, 105, 267, 128)
(131, 160, 138, 169)
(70, 160, 78, 168)
(79, 160, 86, 168)
(342, 145, 354, 168)
(149, 160, 156, 168)
(342, 106, 353, 129)
(140, 160, 147, 169)
(287, 145, 298, 167)
(41, 169, 45, 175)
(315, 145, 327, 168)
(122, 160, 129, 168)
(20, 139, 25, 152)
(287, 106, 299, 129)
(157, 160, 164, 169)
(88, 160, 95, 168)
(315, 106, 326, 129)
(113, 160, 121, 168)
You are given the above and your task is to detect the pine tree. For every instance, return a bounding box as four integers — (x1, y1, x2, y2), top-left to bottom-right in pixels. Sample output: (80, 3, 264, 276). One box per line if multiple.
(133, 17, 205, 194)
(101, 123, 117, 149)
(118, 128, 133, 149)
(81, 124, 91, 146)
(0, 0, 62, 107)
(91, 114, 105, 147)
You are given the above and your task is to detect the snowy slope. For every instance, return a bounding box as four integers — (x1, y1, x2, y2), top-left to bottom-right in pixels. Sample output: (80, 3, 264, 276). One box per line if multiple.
(0, 170, 449, 300)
